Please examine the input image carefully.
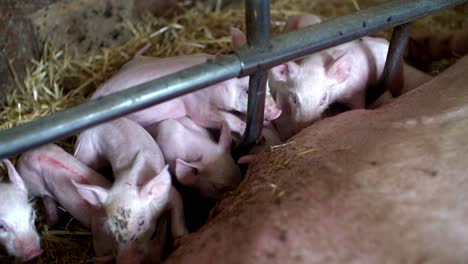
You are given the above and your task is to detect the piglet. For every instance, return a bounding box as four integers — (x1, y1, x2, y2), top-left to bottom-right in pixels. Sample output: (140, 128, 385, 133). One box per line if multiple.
(147, 117, 241, 199)
(268, 14, 403, 140)
(10, 144, 113, 262)
(74, 118, 187, 264)
(0, 160, 42, 262)
(91, 30, 282, 135)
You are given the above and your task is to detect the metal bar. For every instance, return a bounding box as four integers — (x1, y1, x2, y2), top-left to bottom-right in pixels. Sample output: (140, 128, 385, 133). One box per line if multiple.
(234, 0, 270, 158)
(366, 22, 412, 105)
(245, 0, 270, 47)
(234, 0, 466, 76)
(0, 55, 241, 159)
(0, 0, 465, 159)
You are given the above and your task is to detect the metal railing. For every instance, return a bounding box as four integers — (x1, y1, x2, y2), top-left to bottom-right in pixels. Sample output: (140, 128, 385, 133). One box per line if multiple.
(234, 0, 270, 158)
(0, 0, 466, 159)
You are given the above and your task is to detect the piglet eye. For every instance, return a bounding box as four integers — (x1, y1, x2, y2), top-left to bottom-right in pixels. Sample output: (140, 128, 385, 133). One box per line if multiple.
(29, 211, 35, 222)
(289, 91, 298, 105)
(0, 221, 6, 231)
(320, 92, 328, 106)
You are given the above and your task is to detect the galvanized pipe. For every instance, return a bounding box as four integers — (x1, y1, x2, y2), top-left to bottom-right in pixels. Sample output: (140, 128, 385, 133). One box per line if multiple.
(234, 0, 467, 76)
(0, 0, 466, 159)
(0, 55, 242, 159)
(366, 22, 412, 105)
(235, 0, 270, 158)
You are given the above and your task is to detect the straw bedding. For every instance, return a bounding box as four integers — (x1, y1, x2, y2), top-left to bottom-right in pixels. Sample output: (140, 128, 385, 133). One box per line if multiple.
(0, 0, 466, 263)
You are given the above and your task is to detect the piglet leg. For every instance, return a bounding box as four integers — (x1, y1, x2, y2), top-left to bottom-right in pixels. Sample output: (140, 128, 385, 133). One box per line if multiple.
(42, 196, 59, 227)
(74, 134, 105, 171)
(168, 187, 188, 239)
(189, 106, 225, 131)
(190, 107, 246, 137)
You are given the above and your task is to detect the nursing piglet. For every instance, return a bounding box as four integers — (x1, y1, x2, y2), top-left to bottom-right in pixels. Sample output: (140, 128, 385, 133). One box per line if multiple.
(74, 118, 187, 264)
(91, 30, 282, 135)
(10, 144, 113, 262)
(269, 14, 403, 140)
(147, 117, 241, 199)
(0, 160, 42, 262)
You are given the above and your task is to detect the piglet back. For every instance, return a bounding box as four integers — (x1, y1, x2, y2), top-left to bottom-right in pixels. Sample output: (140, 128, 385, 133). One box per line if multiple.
(92, 52, 214, 100)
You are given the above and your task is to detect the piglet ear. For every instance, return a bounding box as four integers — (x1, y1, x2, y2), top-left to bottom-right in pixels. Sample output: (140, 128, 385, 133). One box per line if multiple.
(325, 52, 352, 84)
(174, 159, 200, 186)
(231, 27, 247, 49)
(219, 122, 233, 150)
(298, 14, 322, 27)
(270, 62, 299, 82)
(73, 181, 108, 208)
(2, 159, 26, 191)
(141, 165, 172, 205)
(283, 15, 301, 32)
(283, 14, 322, 32)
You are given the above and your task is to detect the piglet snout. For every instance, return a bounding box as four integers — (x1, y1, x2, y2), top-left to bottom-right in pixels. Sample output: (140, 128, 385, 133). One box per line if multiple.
(14, 234, 42, 262)
(263, 107, 282, 126)
(117, 245, 143, 264)
(118, 254, 142, 264)
(265, 107, 282, 121)
(21, 248, 43, 262)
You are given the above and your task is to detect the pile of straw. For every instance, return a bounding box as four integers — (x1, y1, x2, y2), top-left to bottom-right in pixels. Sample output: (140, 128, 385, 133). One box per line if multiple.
(0, 0, 466, 263)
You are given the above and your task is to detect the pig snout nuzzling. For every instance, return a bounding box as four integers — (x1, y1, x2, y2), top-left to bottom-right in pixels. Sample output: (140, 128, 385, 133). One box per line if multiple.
(11, 144, 114, 261)
(73, 118, 187, 263)
(268, 14, 403, 140)
(0, 160, 42, 262)
(147, 117, 241, 199)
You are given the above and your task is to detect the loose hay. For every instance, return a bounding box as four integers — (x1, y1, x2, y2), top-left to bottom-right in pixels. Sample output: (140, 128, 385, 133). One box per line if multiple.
(0, 0, 467, 263)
